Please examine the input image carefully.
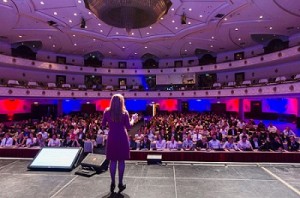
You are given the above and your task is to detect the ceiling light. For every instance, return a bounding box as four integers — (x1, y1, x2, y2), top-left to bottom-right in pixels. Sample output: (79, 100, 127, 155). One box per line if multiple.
(73, 34, 76, 37)
(116, 32, 119, 35)
(188, 22, 191, 25)
(224, 18, 227, 21)
(109, 51, 111, 53)
(48, 36, 52, 39)
(145, 46, 148, 49)
(211, 36, 214, 39)
(88, 12, 92, 15)
(100, 29, 103, 32)
(74, 13, 77, 16)
(84, 0, 172, 32)
(69, 19, 72, 23)
(40, 1, 44, 5)
(18, 35, 23, 38)
(74, 43, 77, 46)
(78, 0, 82, 3)
(98, 23, 101, 26)
(146, 32, 150, 35)
(238, 38, 241, 41)
(175, 27, 178, 29)
(3, 0, 8, 3)
(269, 26, 273, 30)
(131, 32, 134, 35)
(93, 38, 96, 41)
(149, 26, 152, 29)
(160, 17, 164, 20)
(53, 12, 57, 15)
(210, 45, 214, 48)
(52, 44, 56, 48)
(172, 20, 175, 23)
(122, 46, 125, 49)
(199, 15, 203, 18)
(189, 42, 192, 45)
(259, 15, 263, 19)
(189, 8, 192, 11)
(134, 52, 138, 55)
(235, 28, 239, 31)
(184, 49, 187, 52)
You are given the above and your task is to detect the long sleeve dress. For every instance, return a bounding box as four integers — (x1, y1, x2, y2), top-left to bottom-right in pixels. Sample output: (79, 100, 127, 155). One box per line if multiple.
(102, 110, 131, 160)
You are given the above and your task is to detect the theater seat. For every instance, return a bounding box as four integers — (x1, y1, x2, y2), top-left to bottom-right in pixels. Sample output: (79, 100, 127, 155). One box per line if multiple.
(27, 81, 38, 88)
(47, 83, 56, 89)
(258, 78, 268, 85)
(62, 83, 71, 89)
(78, 84, 87, 90)
(8, 80, 20, 87)
(212, 82, 221, 89)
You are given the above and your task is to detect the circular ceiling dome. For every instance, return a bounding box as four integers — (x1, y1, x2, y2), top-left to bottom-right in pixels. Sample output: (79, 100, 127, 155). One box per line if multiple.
(85, 0, 172, 30)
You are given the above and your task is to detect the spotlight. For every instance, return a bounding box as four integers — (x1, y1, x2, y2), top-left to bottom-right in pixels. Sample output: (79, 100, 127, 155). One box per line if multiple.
(80, 18, 86, 28)
(181, 13, 187, 24)
(47, 20, 57, 26)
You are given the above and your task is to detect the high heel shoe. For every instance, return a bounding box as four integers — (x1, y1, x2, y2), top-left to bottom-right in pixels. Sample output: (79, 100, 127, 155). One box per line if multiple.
(118, 184, 126, 193)
(110, 183, 115, 193)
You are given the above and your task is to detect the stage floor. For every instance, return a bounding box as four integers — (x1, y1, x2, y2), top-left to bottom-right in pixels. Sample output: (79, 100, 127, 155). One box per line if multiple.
(0, 159, 299, 198)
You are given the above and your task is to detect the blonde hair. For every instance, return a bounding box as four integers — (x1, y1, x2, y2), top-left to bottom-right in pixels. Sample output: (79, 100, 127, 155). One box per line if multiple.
(108, 94, 126, 122)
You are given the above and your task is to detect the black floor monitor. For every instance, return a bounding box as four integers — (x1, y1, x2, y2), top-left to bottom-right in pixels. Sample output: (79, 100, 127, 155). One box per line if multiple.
(28, 147, 82, 171)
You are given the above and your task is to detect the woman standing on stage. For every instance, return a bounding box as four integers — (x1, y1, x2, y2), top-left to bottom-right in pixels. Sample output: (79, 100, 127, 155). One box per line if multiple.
(102, 94, 137, 193)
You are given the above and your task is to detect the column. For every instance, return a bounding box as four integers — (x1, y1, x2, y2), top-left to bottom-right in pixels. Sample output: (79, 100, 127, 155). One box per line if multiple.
(57, 99, 63, 117)
(239, 98, 244, 121)
(297, 98, 300, 128)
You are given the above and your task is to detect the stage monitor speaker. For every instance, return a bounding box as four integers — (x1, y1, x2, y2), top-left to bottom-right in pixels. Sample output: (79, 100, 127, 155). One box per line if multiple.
(147, 154, 162, 165)
(80, 153, 109, 174)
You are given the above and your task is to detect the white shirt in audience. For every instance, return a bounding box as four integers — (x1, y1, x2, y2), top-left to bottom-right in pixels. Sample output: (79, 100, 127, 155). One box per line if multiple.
(237, 140, 252, 150)
(192, 133, 202, 142)
(223, 141, 237, 150)
(26, 138, 36, 147)
(208, 139, 221, 149)
(48, 138, 61, 147)
(156, 139, 166, 150)
(168, 140, 178, 150)
(1, 137, 13, 147)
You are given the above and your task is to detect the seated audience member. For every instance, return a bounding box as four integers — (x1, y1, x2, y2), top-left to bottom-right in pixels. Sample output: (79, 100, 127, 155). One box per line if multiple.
(139, 135, 151, 150)
(287, 136, 300, 151)
(250, 136, 262, 150)
(35, 132, 46, 147)
(168, 136, 178, 150)
(239, 129, 249, 142)
(271, 136, 284, 151)
(155, 134, 166, 150)
(192, 127, 202, 142)
(195, 136, 208, 150)
(15, 132, 26, 147)
(40, 128, 49, 141)
(237, 135, 253, 151)
(68, 135, 80, 147)
(208, 134, 221, 150)
(227, 126, 238, 136)
(282, 127, 295, 138)
(48, 134, 61, 147)
(25, 132, 36, 147)
(267, 123, 277, 133)
(182, 134, 194, 151)
(257, 120, 266, 131)
(259, 138, 272, 151)
(223, 136, 237, 150)
(128, 135, 137, 150)
(1, 133, 13, 147)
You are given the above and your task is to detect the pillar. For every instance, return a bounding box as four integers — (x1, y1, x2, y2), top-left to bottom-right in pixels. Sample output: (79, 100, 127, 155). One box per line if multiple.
(239, 98, 244, 121)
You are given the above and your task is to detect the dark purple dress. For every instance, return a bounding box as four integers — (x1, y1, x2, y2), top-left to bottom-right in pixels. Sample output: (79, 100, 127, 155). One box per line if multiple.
(102, 110, 130, 160)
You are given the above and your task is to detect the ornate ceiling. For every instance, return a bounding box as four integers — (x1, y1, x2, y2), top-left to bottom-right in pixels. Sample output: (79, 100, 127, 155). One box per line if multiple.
(0, 0, 300, 59)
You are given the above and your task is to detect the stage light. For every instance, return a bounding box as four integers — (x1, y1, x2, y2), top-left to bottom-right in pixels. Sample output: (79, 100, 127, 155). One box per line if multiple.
(181, 13, 187, 24)
(80, 18, 86, 29)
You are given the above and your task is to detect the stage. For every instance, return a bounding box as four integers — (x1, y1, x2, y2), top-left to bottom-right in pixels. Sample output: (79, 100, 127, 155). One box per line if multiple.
(0, 159, 299, 198)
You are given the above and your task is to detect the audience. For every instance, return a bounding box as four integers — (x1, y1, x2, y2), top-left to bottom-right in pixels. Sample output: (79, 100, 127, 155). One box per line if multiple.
(0, 112, 298, 154)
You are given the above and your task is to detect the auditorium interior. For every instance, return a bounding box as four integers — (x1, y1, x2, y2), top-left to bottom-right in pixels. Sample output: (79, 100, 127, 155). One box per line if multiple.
(0, 0, 300, 198)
